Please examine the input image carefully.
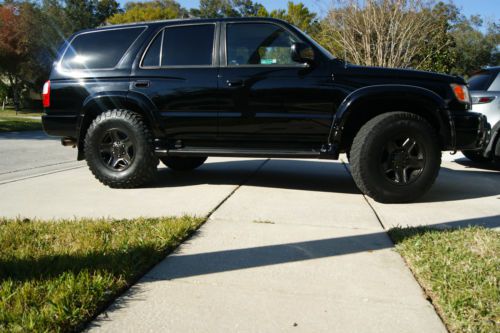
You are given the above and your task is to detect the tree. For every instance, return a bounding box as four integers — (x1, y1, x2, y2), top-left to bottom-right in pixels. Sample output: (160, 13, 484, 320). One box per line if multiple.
(193, 0, 264, 18)
(0, 2, 43, 109)
(63, 0, 119, 30)
(232, 0, 265, 16)
(96, 0, 121, 24)
(108, 0, 188, 24)
(449, 15, 500, 76)
(196, 0, 235, 17)
(319, 0, 456, 71)
(413, 2, 457, 73)
(267, 2, 318, 34)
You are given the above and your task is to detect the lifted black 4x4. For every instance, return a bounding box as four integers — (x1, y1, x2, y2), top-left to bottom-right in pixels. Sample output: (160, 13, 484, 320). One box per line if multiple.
(42, 17, 488, 203)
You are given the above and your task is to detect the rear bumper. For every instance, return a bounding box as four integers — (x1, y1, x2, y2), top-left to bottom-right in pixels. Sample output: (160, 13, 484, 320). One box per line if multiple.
(450, 111, 489, 151)
(42, 114, 78, 137)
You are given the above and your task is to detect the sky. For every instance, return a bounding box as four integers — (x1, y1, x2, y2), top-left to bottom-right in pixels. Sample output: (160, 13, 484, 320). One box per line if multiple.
(117, 0, 499, 23)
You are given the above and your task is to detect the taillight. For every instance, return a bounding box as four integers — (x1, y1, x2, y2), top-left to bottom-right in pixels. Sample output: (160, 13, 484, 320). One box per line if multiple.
(472, 96, 496, 104)
(450, 84, 470, 104)
(42, 80, 50, 108)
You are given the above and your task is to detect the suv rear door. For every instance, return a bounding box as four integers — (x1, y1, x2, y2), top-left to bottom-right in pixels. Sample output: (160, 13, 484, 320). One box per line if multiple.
(132, 23, 219, 143)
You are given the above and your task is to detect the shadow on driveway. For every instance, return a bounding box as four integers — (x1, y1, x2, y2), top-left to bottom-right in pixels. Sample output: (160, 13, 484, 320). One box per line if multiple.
(139, 215, 500, 281)
(148, 159, 500, 202)
(453, 157, 500, 172)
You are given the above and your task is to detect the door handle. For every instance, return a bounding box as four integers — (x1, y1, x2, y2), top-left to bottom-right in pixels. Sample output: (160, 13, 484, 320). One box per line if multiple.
(226, 79, 244, 87)
(134, 80, 150, 88)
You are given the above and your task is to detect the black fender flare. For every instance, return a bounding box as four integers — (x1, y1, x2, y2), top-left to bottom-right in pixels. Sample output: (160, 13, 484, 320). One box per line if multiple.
(327, 84, 450, 150)
(76, 91, 162, 159)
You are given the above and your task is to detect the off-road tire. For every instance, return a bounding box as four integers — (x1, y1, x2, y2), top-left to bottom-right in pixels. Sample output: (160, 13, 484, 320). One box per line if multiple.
(160, 156, 207, 171)
(462, 150, 491, 163)
(350, 112, 441, 203)
(84, 109, 158, 188)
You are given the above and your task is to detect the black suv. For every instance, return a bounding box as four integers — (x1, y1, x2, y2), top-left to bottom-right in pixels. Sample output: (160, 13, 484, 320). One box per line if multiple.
(42, 17, 488, 203)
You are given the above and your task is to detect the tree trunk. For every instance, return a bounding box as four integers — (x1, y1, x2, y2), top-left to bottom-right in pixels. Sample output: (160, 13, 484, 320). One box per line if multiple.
(8, 75, 20, 114)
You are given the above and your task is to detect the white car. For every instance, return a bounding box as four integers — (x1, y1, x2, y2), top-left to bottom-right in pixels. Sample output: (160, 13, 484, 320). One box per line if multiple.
(463, 67, 500, 163)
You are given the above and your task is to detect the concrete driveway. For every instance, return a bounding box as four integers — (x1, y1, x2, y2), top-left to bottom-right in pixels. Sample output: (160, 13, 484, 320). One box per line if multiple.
(1, 131, 499, 332)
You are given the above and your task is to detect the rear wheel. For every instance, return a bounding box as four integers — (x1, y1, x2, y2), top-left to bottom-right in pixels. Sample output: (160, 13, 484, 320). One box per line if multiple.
(160, 156, 207, 171)
(84, 110, 158, 188)
(350, 112, 441, 203)
(462, 150, 491, 163)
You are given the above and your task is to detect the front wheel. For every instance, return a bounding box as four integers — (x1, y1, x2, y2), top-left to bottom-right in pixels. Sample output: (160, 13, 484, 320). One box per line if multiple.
(350, 112, 441, 203)
(84, 110, 158, 188)
(160, 156, 207, 171)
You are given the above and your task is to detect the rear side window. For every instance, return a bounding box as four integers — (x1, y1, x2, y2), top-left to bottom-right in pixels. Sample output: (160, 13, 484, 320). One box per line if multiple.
(61, 27, 145, 70)
(142, 24, 215, 67)
(468, 72, 493, 91)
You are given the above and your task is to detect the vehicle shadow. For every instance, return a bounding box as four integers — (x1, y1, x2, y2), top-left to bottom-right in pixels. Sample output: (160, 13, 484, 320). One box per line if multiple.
(149, 158, 500, 202)
(151, 159, 361, 195)
(453, 157, 500, 172)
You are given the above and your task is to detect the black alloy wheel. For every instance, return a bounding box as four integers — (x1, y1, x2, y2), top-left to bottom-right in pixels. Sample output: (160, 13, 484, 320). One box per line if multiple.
(99, 128, 135, 172)
(380, 136, 425, 185)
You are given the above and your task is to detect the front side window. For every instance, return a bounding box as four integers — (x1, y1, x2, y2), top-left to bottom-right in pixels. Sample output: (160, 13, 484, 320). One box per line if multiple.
(226, 23, 300, 66)
(61, 27, 145, 70)
(142, 24, 215, 67)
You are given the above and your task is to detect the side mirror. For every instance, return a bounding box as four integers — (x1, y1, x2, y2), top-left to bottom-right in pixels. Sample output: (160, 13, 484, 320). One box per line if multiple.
(291, 42, 315, 65)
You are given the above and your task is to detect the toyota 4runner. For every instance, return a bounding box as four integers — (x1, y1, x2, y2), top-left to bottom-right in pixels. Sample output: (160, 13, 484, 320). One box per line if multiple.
(42, 17, 489, 203)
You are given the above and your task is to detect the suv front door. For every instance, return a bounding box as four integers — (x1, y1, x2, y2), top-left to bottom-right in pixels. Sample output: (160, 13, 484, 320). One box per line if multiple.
(217, 22, 336, 147)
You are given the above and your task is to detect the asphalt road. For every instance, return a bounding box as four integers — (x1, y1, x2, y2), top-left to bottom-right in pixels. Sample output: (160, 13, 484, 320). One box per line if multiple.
(0, 131, 83, 184)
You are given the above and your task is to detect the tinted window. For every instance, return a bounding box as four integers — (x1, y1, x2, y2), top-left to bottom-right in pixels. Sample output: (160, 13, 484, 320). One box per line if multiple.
(161, 25, 214, 66)
(226, 23, 300, 66)
(61, 27, 144, 70)
(468, 72, 493, 91)
(142, 32, 162, 67)
(488, 72, 500, 91)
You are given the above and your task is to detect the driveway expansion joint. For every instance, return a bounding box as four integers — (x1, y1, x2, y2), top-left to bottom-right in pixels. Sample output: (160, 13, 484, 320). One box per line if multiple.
(205, 158, 270, 221)
(0, 165, 86, 186)
(341, 159, 386, 230)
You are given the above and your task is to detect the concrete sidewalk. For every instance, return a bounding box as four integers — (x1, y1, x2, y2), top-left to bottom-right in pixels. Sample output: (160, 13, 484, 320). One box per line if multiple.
(88, 159, 447, 333)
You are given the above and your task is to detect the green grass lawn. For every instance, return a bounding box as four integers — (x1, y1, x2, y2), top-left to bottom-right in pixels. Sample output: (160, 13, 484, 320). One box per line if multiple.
(389, 226, 499, 333)
(0, 216, 205, 332)
(0, 110, 42, 132)
(0, 118, 42, 132)
(0, 110, 42, 117)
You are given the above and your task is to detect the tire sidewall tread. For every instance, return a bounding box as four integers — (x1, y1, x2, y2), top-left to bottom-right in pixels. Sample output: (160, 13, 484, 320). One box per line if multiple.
(350, 112, 441, 203)
(84, 109, 158, 188)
